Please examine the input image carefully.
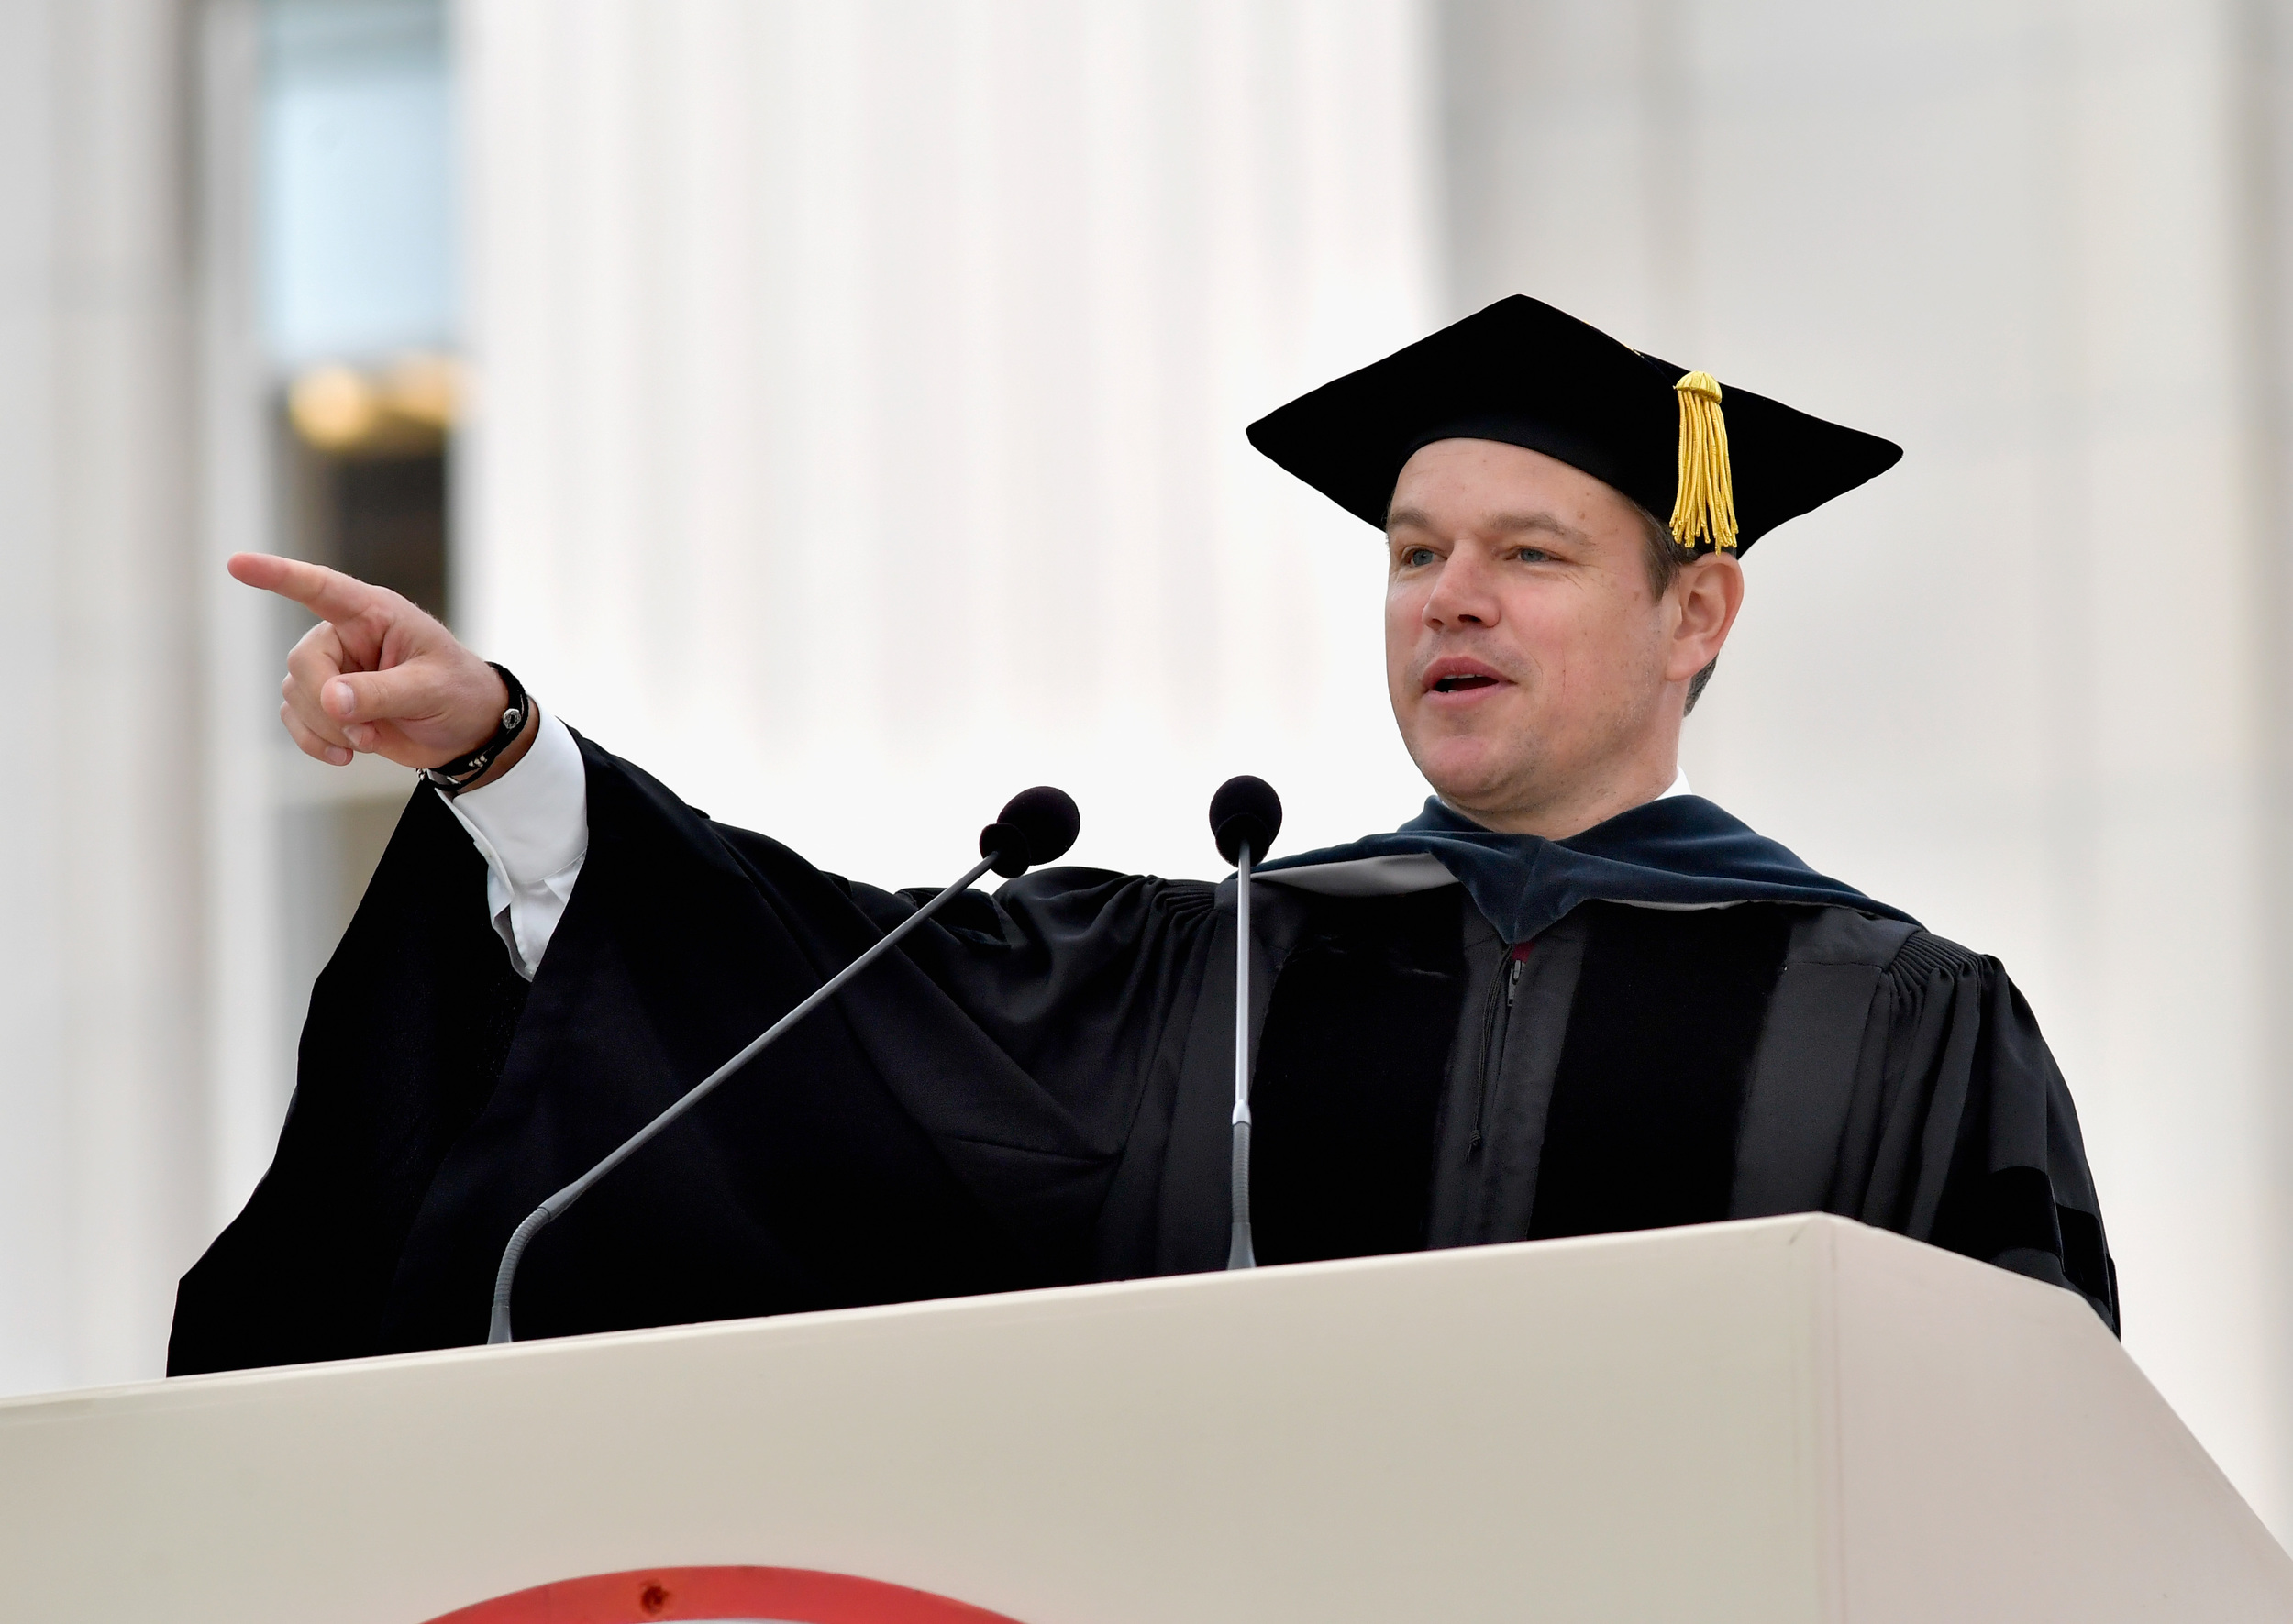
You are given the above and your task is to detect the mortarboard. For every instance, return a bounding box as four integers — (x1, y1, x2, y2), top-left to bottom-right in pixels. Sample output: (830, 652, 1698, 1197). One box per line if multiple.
(1246, 294, 1902, 555)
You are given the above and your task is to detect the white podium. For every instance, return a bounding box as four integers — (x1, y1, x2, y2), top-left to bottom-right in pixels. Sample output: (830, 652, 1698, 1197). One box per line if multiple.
(2, 1214, 2285, 1622)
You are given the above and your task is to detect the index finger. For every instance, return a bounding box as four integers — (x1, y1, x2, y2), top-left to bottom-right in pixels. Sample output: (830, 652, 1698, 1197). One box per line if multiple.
(227, 553, 386, 624)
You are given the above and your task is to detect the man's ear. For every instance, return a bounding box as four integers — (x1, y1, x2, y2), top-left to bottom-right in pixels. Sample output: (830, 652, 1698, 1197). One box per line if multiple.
(1666, 554, 1744, 683)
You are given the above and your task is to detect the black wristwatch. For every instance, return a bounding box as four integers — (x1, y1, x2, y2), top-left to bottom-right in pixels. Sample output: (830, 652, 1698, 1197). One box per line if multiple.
(423, 662, 532, 795)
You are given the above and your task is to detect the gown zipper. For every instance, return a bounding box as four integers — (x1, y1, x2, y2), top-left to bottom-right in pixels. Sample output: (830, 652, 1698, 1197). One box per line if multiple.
(1468, 947, 1526, 1157)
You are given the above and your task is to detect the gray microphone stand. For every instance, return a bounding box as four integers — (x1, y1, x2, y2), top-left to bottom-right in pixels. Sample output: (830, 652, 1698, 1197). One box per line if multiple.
(1227, 838, 1257, 1270)
(486, 854, 999, 1344)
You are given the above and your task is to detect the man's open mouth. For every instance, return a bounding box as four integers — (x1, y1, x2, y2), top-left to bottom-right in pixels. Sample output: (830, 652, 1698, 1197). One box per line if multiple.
(1432, 673, 1499, 693)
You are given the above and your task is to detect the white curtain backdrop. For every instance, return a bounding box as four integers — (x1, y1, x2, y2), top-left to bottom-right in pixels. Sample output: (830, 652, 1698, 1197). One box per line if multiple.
(1443, 0, 2293, 1534)
(459, 0, 1442, 886)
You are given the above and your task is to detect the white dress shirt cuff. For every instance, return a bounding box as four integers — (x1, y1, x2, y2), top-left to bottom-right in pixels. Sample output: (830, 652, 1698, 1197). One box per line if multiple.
(440, 704, 590, 979)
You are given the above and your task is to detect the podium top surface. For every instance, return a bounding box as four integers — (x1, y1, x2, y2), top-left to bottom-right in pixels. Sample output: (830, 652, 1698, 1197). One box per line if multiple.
(2, 1214, 2284, 1623)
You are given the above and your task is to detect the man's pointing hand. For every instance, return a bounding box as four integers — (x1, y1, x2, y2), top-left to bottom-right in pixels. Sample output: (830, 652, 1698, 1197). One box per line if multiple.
(229, 552, 536, 787)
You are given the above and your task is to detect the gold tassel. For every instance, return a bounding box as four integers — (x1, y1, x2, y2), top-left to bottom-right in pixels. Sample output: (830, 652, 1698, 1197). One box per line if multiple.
(1668, 371, 1739, 553)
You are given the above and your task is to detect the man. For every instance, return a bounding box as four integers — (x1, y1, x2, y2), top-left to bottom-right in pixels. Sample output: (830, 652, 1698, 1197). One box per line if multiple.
(169, 297, 2114, 1375)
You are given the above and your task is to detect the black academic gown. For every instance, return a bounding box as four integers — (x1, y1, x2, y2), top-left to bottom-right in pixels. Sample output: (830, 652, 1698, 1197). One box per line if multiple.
(168, 735, 2115, 1375)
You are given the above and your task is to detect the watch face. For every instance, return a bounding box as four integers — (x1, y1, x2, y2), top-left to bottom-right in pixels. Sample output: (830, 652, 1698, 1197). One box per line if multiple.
(422, 1566, 1029, 1624)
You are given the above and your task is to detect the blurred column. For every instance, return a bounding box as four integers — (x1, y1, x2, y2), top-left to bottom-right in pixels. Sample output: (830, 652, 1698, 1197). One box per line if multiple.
(2232, 0, 2293, 1548)
(1439, 0, 2292, 1537)
(0, 0, 207, 1389)
(455, 0, 1444, 884)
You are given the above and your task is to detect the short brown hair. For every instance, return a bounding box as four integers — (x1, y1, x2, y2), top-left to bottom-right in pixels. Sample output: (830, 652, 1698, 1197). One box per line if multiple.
(1632, 503, 1720, 714)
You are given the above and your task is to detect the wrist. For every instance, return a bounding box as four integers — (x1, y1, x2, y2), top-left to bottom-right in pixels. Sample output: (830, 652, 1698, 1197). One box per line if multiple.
(458, 704, 538, 791)
(423, 662, 536, 795)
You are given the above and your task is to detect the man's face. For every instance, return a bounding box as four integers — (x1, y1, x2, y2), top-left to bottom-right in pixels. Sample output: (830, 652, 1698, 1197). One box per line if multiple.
(1384, 437, 1725, 828)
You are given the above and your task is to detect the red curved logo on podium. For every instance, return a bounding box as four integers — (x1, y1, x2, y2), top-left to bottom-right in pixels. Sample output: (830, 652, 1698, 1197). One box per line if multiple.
(423, 1566, 1028, 1624)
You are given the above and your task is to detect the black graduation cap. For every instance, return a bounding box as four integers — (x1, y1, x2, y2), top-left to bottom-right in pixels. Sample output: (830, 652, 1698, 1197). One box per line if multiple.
(1246, 295, 1902, 554)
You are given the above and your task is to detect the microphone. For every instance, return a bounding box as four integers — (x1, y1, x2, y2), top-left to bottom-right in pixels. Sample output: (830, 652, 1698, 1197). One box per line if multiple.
(486, 785, 1081, 1344)
(1209, 775, 1281, 1270)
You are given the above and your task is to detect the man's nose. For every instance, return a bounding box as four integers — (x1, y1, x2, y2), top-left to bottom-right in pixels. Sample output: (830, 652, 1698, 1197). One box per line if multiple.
(1423, 550, 1498, 627)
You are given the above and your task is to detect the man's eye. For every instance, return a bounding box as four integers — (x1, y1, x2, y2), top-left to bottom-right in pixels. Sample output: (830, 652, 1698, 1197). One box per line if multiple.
(1512, 547, 1552, 563)
(1401, 547, 1438, 567)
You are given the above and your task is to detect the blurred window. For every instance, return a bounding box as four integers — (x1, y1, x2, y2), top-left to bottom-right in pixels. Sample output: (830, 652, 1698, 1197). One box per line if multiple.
(262, 0, 454, 366)
(262, 0, 454, 618)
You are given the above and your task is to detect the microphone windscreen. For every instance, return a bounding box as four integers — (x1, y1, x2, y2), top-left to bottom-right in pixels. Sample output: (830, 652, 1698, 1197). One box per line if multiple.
(997, 785, 1081, 865)
(1210, 775, 1283, 866)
